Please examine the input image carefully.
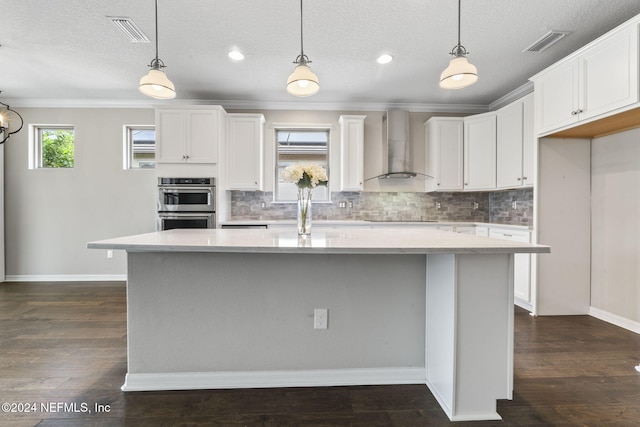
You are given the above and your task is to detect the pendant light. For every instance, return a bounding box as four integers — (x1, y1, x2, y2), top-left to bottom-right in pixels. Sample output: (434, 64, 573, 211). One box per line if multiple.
(286, 0, 319, 97)
(0, 91, 24, 144)
(439, 0, 478, 90)
(139, 0, 176, 99)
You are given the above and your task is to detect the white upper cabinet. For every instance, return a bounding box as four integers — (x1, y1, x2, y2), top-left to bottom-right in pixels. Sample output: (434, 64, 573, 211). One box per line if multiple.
(339, 115, 366, 191)
(532, 21, 638, 135)
(226, 113, 265, 191)
(497, 94, 534, 189)
(156, 106, 225, 164)
(464, 112, 496, 191)
(425, 117, 464, 191)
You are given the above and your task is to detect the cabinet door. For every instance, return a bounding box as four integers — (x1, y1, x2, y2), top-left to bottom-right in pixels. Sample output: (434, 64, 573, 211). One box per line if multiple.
(464, 113, 496, 190)
(425, 118, 464, 191)
(489, 229, 531, 304)
(186, 110, 219, 164)
(534, 59, 579, 134)
(226, 114, 264, 190)
(156, 110, 188, 163)
(580, 25, 639, 121)
(496, 100, 524, 189)
(339, 115, 366, 191)
(521, 94, 534, 187)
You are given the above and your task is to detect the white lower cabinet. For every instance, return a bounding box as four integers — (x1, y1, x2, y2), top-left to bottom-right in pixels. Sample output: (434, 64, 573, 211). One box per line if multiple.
(475, 226, 489, 237)
(489, 228, 532, 310)
(453, 226, 475, 234)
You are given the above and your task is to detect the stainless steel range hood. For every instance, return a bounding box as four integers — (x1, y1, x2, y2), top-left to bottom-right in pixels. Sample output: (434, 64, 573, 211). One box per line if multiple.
(375, 110, 421, 179)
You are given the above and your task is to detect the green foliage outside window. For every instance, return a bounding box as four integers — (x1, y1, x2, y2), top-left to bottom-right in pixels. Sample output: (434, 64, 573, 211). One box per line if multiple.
(41, 129, 74, 168)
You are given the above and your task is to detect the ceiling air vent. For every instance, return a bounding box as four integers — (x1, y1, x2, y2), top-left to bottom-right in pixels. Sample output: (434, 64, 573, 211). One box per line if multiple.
(108, 17, 150, 43)
(523, 30, 571, 53)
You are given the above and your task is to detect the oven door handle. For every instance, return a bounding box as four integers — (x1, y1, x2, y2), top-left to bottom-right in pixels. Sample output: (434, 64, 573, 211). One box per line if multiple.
(159, 187, 214, 193)
(159, 213, 213, 218)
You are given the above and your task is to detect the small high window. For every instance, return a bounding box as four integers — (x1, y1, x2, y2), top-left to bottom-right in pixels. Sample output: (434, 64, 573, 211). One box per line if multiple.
(275, 128, 330, 202)
(29, 126, 75, 169)
(124, 126, 155, 169)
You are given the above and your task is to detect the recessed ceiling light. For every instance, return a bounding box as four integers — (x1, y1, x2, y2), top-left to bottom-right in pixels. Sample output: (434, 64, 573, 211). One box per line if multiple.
(228, 50, 245, 61)
(376, 54, 393, 64)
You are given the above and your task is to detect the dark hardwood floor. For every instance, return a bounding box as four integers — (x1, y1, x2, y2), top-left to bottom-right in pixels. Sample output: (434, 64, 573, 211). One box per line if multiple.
(1, 282, 639, 426)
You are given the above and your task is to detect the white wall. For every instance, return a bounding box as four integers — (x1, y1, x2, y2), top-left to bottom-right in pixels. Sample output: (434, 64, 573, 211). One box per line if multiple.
(4, 108, 156, 280)
(591, 128, 640, 325)
(536, 138, 591, 315)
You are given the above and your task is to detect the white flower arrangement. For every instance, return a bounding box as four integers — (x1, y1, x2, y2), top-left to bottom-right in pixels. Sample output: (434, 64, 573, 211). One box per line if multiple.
(281, 163, 328, 189)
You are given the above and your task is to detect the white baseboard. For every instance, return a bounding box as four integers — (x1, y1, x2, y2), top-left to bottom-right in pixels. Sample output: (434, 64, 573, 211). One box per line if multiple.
(589, 306, 640, 334)
(425, 378, 502, 422)
(121, 367, 426, 392)
(4, 274, 127, 282)
(514, 298, 533, 312)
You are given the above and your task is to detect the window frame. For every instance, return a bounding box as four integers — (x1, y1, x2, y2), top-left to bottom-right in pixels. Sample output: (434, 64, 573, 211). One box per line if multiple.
(123, 125, 156, 170)
(28, 124, 75, 169)
(273, 124, 332, 203)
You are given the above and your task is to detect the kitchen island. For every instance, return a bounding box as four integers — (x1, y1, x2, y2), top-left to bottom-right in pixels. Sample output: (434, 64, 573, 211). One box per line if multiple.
(88, 227, 549, 422)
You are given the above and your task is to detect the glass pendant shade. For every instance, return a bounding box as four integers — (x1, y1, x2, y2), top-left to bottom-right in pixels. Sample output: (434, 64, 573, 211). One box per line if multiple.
(139, 68, 176, 99)
(439, 55, 478, 89)
(286, 64, 320, 97)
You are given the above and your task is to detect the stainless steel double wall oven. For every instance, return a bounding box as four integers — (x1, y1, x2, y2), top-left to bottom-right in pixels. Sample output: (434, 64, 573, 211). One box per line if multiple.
(157, 177, 216, 230)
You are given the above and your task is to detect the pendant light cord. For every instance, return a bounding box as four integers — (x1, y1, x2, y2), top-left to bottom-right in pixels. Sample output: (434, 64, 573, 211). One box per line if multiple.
(450, 0, 468, 57)
(457, 0, 462, 47)
(299, 0, 305, 57)
(148, 0, 166, 69)
(154, 0, 159, 61)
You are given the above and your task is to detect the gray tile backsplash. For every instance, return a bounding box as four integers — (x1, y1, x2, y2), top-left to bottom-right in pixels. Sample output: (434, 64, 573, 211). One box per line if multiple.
(231, 187, 533, 226)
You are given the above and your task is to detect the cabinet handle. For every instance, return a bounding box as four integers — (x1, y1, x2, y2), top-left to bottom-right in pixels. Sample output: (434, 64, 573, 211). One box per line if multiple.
(517, 177, 522, 181)
(182, 155, 186, 159)
(437, 183, 441, 186)
(522, 176, 528, 180)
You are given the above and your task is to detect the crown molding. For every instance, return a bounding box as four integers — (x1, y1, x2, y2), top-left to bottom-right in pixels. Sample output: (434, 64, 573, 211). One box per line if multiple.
(3, 97, 489, 114)
(488, 82, 534, 111)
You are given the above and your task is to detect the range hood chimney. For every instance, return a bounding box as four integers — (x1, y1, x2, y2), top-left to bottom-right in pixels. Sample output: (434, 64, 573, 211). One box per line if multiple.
(377, 110, 419, 179)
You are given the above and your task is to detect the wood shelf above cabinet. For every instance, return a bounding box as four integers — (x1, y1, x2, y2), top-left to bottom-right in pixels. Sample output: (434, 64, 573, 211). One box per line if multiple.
(549, 107, 640, 139)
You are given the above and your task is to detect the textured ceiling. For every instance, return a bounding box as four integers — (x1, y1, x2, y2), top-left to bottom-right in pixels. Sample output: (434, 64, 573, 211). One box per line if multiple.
(1, 0, 640, 110)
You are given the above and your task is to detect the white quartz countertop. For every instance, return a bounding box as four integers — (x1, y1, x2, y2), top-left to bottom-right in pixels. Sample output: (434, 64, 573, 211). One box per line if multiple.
(88, 228, 549, 255)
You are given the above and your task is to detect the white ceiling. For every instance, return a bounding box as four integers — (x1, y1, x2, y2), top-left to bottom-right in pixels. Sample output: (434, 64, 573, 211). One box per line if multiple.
(2, 0, 640, 110)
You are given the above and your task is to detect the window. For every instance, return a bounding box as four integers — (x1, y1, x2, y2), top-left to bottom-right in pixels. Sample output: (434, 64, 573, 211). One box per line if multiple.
(29, 126, 75, 169)
(275, 128, 330, 202)
(124, 126, 155, 169)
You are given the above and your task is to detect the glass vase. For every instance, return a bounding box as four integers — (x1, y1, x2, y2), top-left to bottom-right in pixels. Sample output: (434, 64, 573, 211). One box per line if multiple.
(297, 188, 312, 236)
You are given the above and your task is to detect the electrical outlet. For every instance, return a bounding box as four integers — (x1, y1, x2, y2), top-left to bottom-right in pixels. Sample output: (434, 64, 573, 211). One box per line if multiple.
(314, 308, 328, 329)
(107, 250, 114, 259)
(436, 202, 441, 210)
(512, 201, 518, 209)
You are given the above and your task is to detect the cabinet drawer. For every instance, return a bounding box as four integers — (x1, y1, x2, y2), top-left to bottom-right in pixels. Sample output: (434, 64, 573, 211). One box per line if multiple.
(489, 229, 530, 242)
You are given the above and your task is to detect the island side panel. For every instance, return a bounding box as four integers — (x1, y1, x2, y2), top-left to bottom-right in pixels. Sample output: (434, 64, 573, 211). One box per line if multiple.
(125, 251, 426, 379)
(426, 253, 514, 422)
